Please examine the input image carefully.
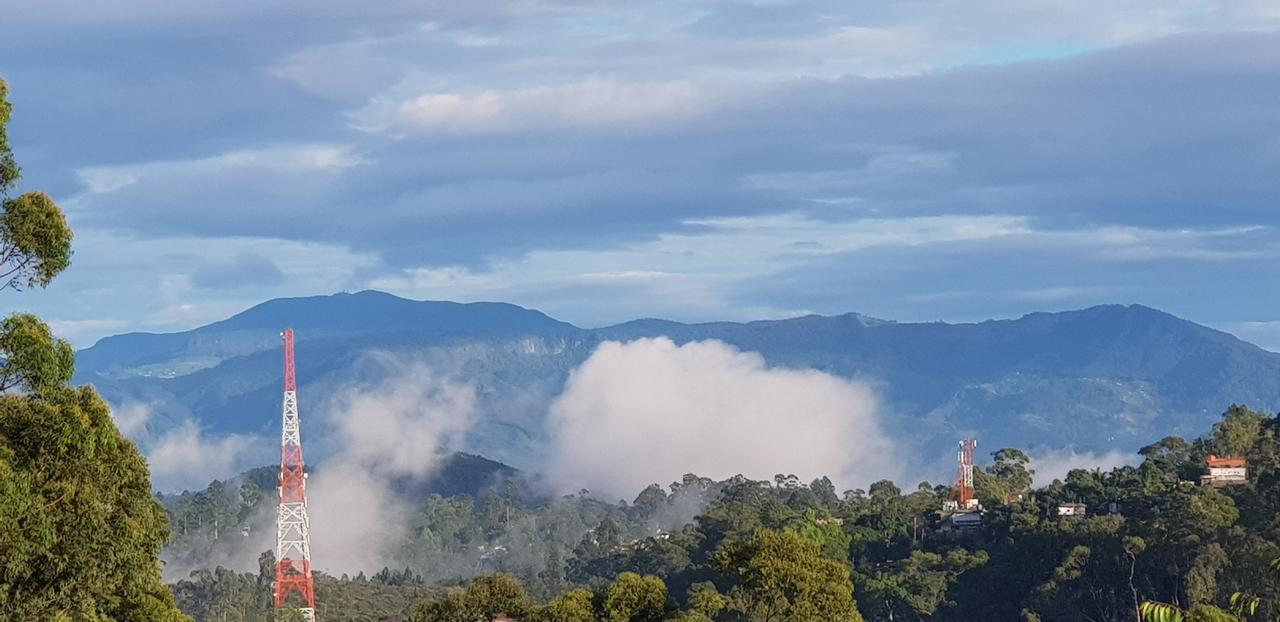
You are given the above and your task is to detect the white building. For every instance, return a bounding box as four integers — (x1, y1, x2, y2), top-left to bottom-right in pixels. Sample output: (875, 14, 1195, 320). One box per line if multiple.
(1057, 503, 1086, 517)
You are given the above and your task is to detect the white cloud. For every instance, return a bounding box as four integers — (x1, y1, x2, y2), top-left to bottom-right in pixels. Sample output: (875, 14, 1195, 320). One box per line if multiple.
(108, 401, 153, 437)
(46, 319, 128, 344)
(374, 214, 1033, 294)
(74, 145, 365, 197)
(363, 214, 1274, 329)
(358, 79, 710, 133)
(545, 338, 899, 499)
(307, 357, 477, 574)
(145, 422, 258, 492)
(325, 360, 475, 478)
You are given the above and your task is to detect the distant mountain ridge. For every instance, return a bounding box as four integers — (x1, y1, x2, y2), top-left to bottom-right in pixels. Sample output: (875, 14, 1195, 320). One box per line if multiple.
(79, 291, 577, 378)
(77, 291, 1280, 470)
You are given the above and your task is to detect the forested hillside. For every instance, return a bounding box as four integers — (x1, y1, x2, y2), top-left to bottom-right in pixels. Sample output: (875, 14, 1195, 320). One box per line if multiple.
(169, 404, 1280, 621)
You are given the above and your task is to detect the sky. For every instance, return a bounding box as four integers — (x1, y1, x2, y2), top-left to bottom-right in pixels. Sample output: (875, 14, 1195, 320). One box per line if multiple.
(3, 1, 1280, 348)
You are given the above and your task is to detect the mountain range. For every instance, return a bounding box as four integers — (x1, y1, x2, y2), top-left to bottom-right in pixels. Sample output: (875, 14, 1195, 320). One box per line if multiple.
(77, 290, 1280, 473)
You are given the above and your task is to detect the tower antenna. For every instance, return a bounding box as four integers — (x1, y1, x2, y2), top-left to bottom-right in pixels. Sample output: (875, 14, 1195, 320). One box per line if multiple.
(945, 439, 979, 511)
(275, 328, 316, 621)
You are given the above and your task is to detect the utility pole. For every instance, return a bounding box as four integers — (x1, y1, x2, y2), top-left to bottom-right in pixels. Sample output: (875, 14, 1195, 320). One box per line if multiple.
(274, 328, 316, 621)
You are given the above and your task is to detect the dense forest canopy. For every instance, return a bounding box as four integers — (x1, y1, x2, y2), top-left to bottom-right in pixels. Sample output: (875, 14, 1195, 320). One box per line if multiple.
(169, 404, 1280, 621)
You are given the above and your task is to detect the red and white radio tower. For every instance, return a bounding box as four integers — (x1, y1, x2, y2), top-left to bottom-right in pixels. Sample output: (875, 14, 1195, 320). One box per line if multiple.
(275, 328, 316, 621)
(946, 439, 979, 511)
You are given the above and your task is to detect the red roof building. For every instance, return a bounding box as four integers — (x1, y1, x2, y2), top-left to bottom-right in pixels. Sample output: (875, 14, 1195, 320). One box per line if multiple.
(1201, 455, 1248, 487)
(1205, 455, 1247, 468)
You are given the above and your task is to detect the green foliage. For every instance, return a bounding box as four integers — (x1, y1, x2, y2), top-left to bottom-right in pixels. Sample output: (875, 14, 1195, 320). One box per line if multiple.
(530, 588, 596, 622)
(604, 572, 668, 622)
(1, 191, 73, 290)
(975, 447, 1034, 506)
(172, 560, 440, 622)
(715, 529, 864, 621)
(1152, 485, 1239, 544)
(1212, 405, 1268, 458)
(0, 78, 18, 193)
(0, 76, 185, 621)
(0, 387, 185, 620)
(168, 403, 1280, 622)
(1187, 543, 1230, 605)
(785, 510, 852, 561)
(685, 582, 724, 618)
(413, 573, 532, 622)
(0, 77, 71, 292)
(0, 313, 74, 392)
(860, 548, 989, 619)
(1140, 601, 1242, 622)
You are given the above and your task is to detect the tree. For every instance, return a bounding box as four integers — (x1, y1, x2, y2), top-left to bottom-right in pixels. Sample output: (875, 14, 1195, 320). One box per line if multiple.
(0, 313, 74, 392)
(716, 529, 864, 621)
(976, 448, 1034, 506)
(531, 588, 596, 622)
(1141, 436, 1198, 481)
(1, 191, 72, 290)
(604, 572, 669, 622)
(0, 79, 18, 192)
(785, 510, 852, 562)
(0, 84, 72, 292)
(860, 548, 989, 620)
(0, 387, 187, 619)
(1186, 544, 1230, 607)
(633, 484, 669, 520)
(686, 582, 725, 619)
(413, 573, 531, 622)
(1212, 405, 1268, 458)
(0, 75, 186, 620)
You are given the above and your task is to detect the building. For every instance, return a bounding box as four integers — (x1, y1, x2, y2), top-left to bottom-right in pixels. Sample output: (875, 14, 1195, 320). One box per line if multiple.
(937, 510, 983, 536)
(1200, 455, 1248, 487)
(1057, 503, 1086, 517)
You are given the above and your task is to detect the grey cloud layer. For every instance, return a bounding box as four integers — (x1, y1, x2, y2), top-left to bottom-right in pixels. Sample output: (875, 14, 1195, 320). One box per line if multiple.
(3, 2, 1280, 341)
(60, 32, 1280, 261)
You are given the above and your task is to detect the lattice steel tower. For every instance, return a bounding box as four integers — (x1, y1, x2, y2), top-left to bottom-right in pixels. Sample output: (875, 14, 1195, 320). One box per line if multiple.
(947, 438, 979, 511)
(275, 328, 316, 621)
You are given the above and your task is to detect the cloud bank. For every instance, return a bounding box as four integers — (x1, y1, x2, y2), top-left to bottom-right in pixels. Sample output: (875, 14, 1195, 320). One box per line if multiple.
(545, 338, 898, 500)
(306, 356, 476, 574)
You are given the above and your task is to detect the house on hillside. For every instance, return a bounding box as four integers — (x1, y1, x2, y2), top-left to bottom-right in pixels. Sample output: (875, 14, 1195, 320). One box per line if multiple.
(1200, 455, 1248, 487)
(1057, 502, 1086, 517)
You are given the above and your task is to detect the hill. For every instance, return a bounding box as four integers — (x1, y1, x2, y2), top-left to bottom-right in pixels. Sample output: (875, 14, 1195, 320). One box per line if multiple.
(76, 291, 1280, 468)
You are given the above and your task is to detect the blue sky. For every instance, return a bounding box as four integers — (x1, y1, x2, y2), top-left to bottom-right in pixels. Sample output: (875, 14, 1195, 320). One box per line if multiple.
(3, 1, 1280, 348)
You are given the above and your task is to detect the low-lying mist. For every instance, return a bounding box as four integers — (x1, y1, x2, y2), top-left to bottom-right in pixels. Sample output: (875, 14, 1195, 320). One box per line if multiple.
(545, 337, 901, 500)
(153, 337, 983, 582)
(306, 354, 477, 575)
(110, 401, 265, 493)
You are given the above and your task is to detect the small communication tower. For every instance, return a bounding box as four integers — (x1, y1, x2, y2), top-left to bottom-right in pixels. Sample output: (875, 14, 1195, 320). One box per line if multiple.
(943, 439, 980, 512)
(274, 328, 316, 621)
